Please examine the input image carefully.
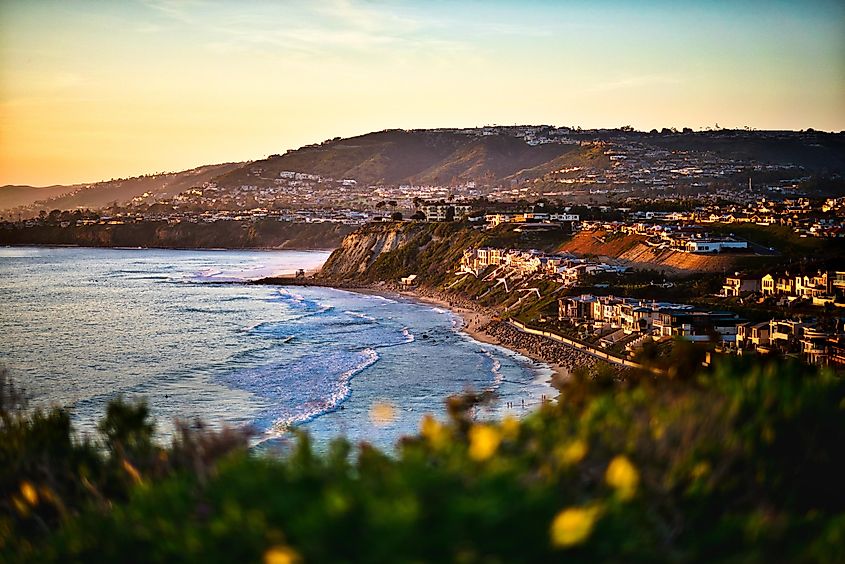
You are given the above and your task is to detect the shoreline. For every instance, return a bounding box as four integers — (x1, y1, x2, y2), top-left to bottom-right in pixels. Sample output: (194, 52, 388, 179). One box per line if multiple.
(399, 290, 571, 385)
(326, 283, 573, 390)
(254, 276, 609, 388)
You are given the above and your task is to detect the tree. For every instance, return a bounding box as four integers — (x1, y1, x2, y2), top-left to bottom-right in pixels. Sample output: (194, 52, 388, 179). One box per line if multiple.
(390, 212, 403, 221)
(445, 206, 455, 222)
(375, 201, 386, 209)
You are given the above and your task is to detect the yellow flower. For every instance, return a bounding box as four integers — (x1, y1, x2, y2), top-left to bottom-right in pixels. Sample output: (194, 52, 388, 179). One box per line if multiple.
(20, 481, 38, 506)
(370, 402, 396, 426)
(264, 545, 301, 564)
(420, 414, 449, 449)
(501, 416, 520, 440)
(556, 439, 587, 466)
(468, 424, 501, 461)
(550, 505, 601, 548)
(605, 455, 639, 500)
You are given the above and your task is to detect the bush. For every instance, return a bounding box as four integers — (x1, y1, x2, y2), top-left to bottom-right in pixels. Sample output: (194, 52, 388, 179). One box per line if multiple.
(2, 360, 844, 562)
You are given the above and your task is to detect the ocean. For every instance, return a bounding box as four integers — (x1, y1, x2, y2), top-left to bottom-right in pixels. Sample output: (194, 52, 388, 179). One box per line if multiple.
(0, 247, 552, 450)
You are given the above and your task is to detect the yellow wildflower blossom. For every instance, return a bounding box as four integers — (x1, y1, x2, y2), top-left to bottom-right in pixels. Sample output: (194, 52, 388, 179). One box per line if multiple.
(605, 455, 639, 500)
(370, 402, 396, 426)
(556, 439, 587, 466)
(550, 505, 601, 548)
(264, 545, 301, 564)
(20, 481, 38, 505)
(420, 414, 448, 449)
(468, 424, 501, 461)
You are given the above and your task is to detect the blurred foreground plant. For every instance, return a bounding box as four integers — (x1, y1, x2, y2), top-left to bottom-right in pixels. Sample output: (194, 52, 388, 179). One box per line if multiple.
(2, 357, 844, 563)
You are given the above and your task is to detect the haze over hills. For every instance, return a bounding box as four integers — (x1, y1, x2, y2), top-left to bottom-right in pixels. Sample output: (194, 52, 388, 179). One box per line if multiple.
(3, 126, 844, 213)
(0, 162, 243, 212)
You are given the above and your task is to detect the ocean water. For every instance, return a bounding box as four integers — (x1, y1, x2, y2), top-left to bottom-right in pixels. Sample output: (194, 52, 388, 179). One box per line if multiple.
(0, 247, 552, 450)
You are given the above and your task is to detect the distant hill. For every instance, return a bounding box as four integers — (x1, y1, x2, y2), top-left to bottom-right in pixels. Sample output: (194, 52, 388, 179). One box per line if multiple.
(213, 130, 592, 188)
(1, 163, 243, 212)
(0, 184, 79, 210)
(5, 127, 844, 212)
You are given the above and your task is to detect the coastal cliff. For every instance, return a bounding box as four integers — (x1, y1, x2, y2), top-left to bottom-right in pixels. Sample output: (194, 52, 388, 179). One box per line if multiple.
(0, 219, 354, 250)
(318, 221, 480, 284)
(317, 221, 567, 285)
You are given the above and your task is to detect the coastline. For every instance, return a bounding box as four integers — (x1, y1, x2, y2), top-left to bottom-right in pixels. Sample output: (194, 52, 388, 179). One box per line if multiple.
(253, 276, 610, 390)
(332, 283, 572, 391)
(400, 290, 571, 385)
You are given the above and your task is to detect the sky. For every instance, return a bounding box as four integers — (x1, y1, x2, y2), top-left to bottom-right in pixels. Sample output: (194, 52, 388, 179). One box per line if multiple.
(1, 0, 843, 186)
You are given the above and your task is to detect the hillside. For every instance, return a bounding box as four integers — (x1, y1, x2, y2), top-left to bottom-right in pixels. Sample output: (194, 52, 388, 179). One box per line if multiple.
(643, 130, 845, 173)
(213, 129, 588, 188)
(5, 127, 845, 214)
(1, 163, 243, 212)
(0, 220, 353, 250)
(318, 221, 570, 285)
(558, 230, 764, 275)
(0, 185, 78, 210)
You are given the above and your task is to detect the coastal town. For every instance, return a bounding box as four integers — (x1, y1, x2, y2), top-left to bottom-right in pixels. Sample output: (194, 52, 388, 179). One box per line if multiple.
(2, 126, 844, 372)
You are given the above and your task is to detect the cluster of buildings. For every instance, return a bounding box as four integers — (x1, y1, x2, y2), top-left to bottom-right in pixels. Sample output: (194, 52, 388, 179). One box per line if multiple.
(735, 320, 845, 367)
(690, 196, 845, 239)
(459, 247, 627, 285)
(589, 196, 845, 240)
(558, 294, 744, 344)
(721, 270, 845, 306)
(483, 211, 580, 229)
(557, 293, 845, 366)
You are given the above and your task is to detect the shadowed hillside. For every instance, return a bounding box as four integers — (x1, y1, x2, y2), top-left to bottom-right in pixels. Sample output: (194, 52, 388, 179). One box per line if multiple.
(213, 130, 591, 188)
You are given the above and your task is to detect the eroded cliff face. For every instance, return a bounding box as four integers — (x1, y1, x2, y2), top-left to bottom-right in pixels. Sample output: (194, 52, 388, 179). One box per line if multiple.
(318, 222, 430, 281)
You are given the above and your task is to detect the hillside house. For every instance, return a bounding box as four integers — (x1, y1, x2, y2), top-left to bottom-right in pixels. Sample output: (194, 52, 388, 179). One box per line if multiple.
(736, 321, 771, 350)
(424, 203, 472, 222)
(722, 274, 761, 297)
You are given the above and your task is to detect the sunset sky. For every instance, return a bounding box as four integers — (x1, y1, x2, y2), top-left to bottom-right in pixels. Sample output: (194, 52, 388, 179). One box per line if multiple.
(1, 0, 843, 186)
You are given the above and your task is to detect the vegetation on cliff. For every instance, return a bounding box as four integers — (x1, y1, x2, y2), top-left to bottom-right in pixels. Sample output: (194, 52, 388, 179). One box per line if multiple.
(318, 221, 571, 285)
(2, 357, 843, 562)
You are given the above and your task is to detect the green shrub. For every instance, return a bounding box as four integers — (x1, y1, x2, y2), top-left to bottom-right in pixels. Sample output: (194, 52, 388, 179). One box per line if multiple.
(2, 360, 844, 562)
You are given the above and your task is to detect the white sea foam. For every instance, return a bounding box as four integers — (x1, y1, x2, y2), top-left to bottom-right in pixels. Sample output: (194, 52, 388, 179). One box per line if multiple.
(261, 348, 381, 440)
(402, 327, 415, 343)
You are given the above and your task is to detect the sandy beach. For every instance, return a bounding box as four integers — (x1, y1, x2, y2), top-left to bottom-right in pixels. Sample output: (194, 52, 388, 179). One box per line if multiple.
(265, 277, 604, 392)
(404, 290, 572, 385)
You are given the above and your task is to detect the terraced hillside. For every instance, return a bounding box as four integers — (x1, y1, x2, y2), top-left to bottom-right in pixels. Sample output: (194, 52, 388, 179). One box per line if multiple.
(559, 230, 757, 274)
